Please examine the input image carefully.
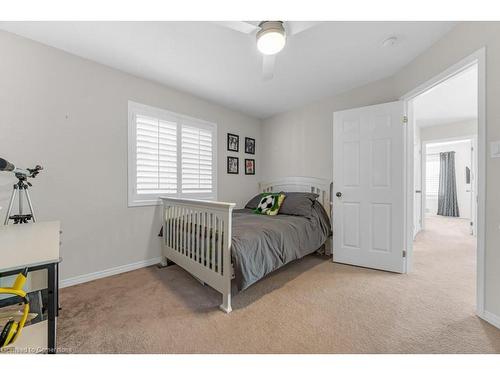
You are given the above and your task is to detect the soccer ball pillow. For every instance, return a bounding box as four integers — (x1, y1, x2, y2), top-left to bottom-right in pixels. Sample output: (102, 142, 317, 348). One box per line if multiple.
(253, 193, 286, 216)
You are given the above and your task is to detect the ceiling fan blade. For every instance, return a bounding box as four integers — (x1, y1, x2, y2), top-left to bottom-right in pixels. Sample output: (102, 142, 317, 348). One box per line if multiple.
(262, 55, 276, 81)
(213, 21, 259, 34)
(286, 21, 320, 36)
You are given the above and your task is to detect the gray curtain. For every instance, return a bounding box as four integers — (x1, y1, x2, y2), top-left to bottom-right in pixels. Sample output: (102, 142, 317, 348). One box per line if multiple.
(437, 151, 460, 217)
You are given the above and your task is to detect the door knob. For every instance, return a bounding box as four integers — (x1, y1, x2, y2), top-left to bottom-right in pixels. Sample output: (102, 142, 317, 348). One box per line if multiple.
(336, 192, 342, 198)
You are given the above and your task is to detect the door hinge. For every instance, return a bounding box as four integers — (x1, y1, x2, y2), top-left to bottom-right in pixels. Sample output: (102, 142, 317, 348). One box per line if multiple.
(402, 250, 407, 258)
(403, 116, 408, 124)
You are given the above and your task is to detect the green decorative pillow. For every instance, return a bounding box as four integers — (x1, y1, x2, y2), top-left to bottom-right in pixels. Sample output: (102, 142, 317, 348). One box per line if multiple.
(253, 193, 286, 215)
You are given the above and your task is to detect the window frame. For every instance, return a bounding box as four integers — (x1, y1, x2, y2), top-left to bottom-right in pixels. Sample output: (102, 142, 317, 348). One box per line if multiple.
(128, 101, 218, 207)
(425, 153, 440, 198)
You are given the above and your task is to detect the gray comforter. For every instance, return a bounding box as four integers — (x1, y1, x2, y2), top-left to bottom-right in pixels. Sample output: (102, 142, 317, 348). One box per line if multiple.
(231, 202, 331, 291)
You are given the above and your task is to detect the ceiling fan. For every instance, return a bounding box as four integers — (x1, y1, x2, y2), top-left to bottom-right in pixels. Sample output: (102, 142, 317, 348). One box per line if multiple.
(214, 21, 318, 80)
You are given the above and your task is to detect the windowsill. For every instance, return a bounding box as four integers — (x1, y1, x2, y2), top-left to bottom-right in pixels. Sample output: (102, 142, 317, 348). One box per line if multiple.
(128, 198, 162, 208)
(128, 196, 217, 207)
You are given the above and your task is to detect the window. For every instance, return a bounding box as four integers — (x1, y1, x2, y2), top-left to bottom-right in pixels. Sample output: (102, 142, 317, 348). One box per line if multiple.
(128, 101, 217, 206)
(426, 153, 440, 197)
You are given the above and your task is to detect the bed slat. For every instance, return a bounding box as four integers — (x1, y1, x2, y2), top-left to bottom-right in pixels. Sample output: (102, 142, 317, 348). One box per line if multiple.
(216, 216, 222, 274)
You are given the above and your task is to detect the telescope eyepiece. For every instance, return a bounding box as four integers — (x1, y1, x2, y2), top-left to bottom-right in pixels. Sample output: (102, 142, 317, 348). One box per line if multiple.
(28, 165, 43, 177)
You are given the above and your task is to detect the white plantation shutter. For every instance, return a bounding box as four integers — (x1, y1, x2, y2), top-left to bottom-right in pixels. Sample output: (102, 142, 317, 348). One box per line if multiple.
(426, 154, 440, 196)
(128, 102, 217, 206)
(136, 115, 177, 195)
(181, 123, 214, 195)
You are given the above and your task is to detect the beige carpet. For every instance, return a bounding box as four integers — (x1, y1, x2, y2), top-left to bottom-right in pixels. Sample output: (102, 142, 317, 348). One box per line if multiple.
(58, 216, 500, 353)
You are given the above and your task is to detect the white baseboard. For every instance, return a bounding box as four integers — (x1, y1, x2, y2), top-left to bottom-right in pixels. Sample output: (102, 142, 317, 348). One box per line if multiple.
(60, 257, 162, 288)
(480, 310, 500, 330)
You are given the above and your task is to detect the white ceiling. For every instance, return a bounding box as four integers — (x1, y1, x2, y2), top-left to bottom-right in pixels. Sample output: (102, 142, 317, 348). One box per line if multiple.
(0, 21, 456, 119)
(413, 64, 478, 127)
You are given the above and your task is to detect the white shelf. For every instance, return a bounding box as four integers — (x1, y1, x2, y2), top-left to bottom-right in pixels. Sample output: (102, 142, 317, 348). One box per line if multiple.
(0, 221, 60, 273)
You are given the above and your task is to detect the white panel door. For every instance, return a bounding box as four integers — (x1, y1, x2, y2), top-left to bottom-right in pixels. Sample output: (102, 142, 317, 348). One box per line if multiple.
(333, 101, 406, 273)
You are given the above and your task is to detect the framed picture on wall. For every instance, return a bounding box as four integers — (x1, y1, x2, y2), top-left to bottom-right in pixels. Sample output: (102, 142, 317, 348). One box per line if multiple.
(245, 137, 255, 154)
(227, 156, 239, 174)
(227, 133, 239, 152)
(245, 159, 255, 175)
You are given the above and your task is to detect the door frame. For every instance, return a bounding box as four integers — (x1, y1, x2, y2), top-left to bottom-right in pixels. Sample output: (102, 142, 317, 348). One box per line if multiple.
(412, 108, 423, 238)
(421, 135, 475, 230)
(400, 47, 486, 315)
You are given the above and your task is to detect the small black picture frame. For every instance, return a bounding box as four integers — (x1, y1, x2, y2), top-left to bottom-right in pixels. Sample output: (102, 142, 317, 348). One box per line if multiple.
(245, 137, 255, 154)
(227, 133, 239, 152)
(227, 156, 239, 174)
(245, 159, 255, 175)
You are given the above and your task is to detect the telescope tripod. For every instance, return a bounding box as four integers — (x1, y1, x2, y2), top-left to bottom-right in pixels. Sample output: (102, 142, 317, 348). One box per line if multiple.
(4, 176, 36, 224)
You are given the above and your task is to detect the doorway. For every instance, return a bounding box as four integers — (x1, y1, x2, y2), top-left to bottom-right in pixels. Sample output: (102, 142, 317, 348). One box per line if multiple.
(422, 138, 476, 232)
(403, 49, 485, 315)
(331, 48, 486, 316)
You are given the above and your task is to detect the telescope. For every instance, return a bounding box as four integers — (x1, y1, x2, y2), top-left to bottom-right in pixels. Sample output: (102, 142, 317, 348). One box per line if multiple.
(0, 157, 43, 179)
(0, 157, 43, 224)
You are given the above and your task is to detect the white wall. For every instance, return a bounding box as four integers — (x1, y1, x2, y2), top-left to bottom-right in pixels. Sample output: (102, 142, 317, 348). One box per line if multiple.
(425, 140, 472, 219)
(0, 31, 262, 281)
(262, 22, 500, 319)
(420, 119, 477, 141)
(261, 78, 396, 181)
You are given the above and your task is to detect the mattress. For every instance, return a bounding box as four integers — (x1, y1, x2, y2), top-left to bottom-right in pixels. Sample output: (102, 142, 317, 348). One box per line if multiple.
(231, 202, 331, 291)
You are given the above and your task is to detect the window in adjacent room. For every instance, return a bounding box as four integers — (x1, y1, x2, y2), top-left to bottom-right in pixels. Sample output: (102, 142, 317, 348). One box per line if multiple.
(425, 153, 440, 197)
(128, 101, 217, 206)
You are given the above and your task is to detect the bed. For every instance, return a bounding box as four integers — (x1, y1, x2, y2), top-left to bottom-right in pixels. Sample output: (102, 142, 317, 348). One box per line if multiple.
(160, 177, 332, 313)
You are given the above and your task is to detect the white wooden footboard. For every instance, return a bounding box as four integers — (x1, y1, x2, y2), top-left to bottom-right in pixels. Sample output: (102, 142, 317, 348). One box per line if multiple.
(160, 197, 236, 313)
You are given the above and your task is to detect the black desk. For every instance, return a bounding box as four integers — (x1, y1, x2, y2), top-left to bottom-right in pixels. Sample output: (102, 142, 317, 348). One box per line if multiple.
(0, 259, 60, 354)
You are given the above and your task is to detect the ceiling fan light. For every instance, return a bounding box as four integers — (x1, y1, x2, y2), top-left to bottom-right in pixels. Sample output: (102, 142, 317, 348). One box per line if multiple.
(257, 31, 286, 55)
(256, 22, 286, 55)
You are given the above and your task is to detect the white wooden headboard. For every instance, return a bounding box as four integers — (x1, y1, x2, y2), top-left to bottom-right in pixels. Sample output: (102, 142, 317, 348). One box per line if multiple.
(259, 177, 332, 218)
